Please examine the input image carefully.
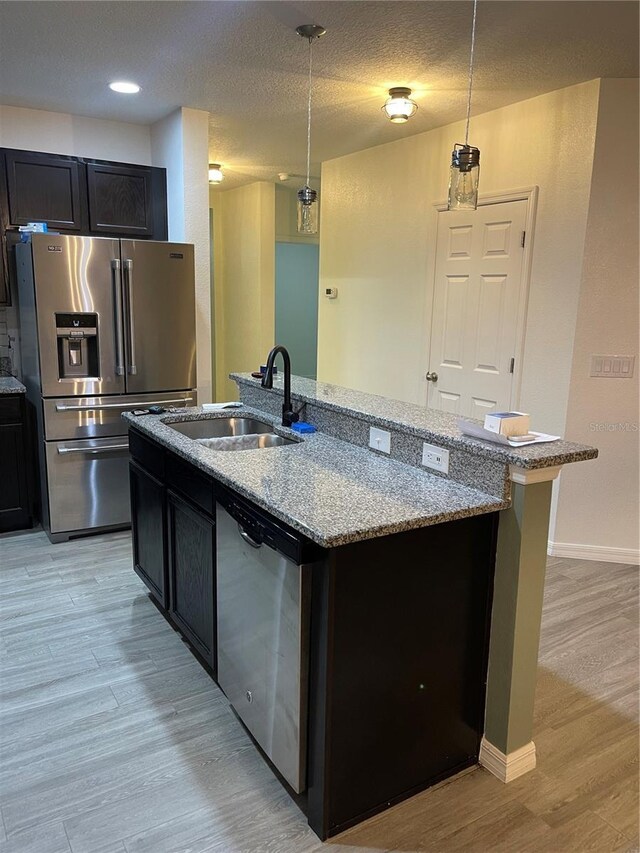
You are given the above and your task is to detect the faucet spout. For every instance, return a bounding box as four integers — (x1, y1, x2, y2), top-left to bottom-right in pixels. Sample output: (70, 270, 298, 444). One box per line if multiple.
(261, 345, 299, 428)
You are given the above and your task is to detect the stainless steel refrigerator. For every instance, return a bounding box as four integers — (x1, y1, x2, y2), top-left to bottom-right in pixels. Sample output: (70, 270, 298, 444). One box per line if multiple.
(16, 234, 197, 542)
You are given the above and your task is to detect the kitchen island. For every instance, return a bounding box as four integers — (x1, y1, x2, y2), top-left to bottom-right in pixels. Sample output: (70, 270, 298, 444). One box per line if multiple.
(124, 374, 596, 839)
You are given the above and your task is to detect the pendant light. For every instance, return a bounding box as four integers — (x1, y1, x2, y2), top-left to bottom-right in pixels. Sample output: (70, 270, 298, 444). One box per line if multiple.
(295, 24, 325, 235)
(208, 163, 224, 184)
(382, 87, 418, 123)
(448, 0, 481, 211)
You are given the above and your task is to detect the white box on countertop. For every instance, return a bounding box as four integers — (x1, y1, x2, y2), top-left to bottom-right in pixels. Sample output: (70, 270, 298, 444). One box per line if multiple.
(484, 411, 530, 437)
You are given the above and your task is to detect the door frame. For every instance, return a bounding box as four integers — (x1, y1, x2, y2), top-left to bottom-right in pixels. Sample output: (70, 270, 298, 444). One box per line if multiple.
(426, 186, 538, 410)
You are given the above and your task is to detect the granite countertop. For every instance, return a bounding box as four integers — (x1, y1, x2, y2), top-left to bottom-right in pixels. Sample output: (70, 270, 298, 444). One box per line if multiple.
(0, 377, 26, 394)
(124, 407, 508, 548)
(232, 373, 598, 470)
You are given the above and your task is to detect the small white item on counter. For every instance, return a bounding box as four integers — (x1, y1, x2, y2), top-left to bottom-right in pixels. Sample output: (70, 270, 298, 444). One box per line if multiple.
(457, 418, 560, 447)
(484, 411, 530, 437)
(201, 401, 242, 411)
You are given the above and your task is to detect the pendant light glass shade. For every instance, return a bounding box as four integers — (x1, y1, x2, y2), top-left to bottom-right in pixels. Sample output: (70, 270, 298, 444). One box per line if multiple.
(208, 164, 224, 184)
(297, 186, 318, 234)
(382, 87, 418, 123)
(447, 0, 481, 211)
(448, 144, 480, 210)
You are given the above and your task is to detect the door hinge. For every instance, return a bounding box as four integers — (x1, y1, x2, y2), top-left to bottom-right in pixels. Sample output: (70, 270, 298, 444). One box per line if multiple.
(509, 357, 515, 374)
(521, 231, 526, 248)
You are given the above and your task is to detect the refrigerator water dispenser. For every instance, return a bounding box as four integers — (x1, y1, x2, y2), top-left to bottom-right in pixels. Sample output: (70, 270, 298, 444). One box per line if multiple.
(56, 313, 99, 379)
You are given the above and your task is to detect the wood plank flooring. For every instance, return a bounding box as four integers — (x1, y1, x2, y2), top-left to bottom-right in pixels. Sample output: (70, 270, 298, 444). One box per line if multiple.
(0, 530, 637, 853)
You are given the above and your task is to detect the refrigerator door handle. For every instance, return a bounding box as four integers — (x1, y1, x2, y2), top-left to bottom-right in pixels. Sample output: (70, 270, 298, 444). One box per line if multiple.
(111, 259, 125, 376)
(123, 259, 137, 375)
(55, 397, 194, 412)
(57, 443, 129, 455)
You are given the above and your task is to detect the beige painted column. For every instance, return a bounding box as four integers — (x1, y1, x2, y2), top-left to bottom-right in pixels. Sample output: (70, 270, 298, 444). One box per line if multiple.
(480, 465, 561, 782)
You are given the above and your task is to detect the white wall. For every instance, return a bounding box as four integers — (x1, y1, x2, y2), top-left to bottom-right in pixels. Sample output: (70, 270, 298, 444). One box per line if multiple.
(317, 79, 601, 445)
(0, 104, 151, 163)
(210, 182, 275, 401)
(151, 108, 212, 403)
(552, 79, 639, 561)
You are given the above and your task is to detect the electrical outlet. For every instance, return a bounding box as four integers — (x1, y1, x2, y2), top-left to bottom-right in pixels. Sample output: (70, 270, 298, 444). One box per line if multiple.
(369, 426, 391, 454)
(421, 442, 450, 474)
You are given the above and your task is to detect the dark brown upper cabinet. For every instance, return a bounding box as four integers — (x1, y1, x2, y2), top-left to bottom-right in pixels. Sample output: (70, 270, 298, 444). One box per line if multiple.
(87, 163, 153, 236)
(5, 150, 83, 230)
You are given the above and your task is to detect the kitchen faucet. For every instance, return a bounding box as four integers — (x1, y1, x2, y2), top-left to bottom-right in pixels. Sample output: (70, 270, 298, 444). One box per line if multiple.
(261, 345, 300, 427)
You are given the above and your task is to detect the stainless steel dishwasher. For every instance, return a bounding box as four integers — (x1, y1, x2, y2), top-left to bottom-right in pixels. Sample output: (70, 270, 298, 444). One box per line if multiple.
(216, 489, 315, 793)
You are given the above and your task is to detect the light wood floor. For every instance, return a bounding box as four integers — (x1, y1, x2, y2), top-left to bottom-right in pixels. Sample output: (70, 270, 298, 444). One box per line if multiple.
(0, 529, 637, 853)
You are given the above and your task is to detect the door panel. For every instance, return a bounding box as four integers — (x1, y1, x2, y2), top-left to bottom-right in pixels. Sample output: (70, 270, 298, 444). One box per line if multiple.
(45, 436, 130, 534)
(427, 200, 528, 417)
(29, 234, 125, 397)
(87, 164, 153, 236)
(130, 460, 167, 608)
(5, 150, 83, 230)
(167, 491, 215, 668)
(120, 241, 196, 394)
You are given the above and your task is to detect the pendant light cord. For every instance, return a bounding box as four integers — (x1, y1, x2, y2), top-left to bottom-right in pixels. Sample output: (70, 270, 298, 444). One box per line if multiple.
(305, 36, 313, 186)
(464, 0, 478, 147)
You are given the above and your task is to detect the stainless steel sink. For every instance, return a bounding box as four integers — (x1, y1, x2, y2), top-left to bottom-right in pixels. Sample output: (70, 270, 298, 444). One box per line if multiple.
(164, 417, 300, 451)
(197, 433, 298, 451)
(165, 417, 275, 439)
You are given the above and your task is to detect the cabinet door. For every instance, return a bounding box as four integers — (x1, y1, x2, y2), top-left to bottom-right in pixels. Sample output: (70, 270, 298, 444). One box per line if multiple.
(0, 401, 31, 532)
(167, 490, 216, 671)
(129, 460, 168, 608)
(5, 149, 83, 229)
(87, 163, 153, 236)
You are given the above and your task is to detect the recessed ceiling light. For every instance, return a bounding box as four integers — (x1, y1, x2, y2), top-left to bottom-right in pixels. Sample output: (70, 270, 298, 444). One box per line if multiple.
(109, 81, 141, 94)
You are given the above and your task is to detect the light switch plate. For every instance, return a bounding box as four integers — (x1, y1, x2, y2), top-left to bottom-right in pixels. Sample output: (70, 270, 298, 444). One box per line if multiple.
(422, 442, 450, 474)
(590, 355, 635, 378)
(369, 426, 391, 454)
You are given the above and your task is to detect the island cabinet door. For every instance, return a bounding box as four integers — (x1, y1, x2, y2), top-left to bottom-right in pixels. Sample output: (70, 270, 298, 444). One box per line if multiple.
(167, 490, 216, 674)
(129, 460, 168, 609)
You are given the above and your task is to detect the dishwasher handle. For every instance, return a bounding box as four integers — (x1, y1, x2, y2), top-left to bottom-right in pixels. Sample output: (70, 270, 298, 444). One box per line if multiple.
(238, 524, 263, 549)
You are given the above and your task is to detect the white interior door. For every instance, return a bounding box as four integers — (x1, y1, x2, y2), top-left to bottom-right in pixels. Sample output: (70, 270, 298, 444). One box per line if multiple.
(426, 199, 528, 417)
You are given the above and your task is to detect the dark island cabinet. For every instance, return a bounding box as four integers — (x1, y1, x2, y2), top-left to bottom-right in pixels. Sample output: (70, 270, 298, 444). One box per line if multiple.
(167, 490, 216, 671)
(0, 394, 32, 532)
(129, 459, 168, 609)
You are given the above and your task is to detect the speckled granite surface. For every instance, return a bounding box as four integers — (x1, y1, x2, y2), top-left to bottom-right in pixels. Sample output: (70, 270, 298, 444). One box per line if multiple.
(232, 373, 598, 471)
(123, 407, 507, 548)
(0, 377, 26, 394)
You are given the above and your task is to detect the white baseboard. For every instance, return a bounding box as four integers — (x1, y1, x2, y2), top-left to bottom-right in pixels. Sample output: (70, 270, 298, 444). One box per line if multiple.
(479, 738, 536, 783)
(548, 540, 640, 565)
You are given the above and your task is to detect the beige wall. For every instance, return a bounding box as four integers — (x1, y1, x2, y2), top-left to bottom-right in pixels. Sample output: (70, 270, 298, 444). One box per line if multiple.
(0, 104, 151, 163)
(211, 182, 275, 400)
(318, 79, 601, 439)
(553, 79, 639, 559)
(151, 108, 212, 403)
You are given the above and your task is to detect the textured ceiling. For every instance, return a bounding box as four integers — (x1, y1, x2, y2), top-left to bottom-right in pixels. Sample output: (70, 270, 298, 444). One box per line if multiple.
(0, 1, 638, 189)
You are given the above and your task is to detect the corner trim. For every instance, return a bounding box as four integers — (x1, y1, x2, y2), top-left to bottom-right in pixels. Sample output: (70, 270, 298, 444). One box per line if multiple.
(479, 737, 536, 783)
(509, 465, 562, 485)
(547, 540, 640, 565)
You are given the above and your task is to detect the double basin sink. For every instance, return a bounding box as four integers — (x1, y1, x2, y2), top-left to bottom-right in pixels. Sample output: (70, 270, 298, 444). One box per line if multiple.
(165, 417, 299, 452)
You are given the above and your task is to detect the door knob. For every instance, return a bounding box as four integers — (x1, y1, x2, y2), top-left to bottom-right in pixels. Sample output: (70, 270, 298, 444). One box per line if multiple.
(425, 371, 438, 382)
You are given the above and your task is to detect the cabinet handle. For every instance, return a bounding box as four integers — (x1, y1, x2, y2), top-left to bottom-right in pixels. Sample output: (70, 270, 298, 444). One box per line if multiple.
(238, 525, 262, 549)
